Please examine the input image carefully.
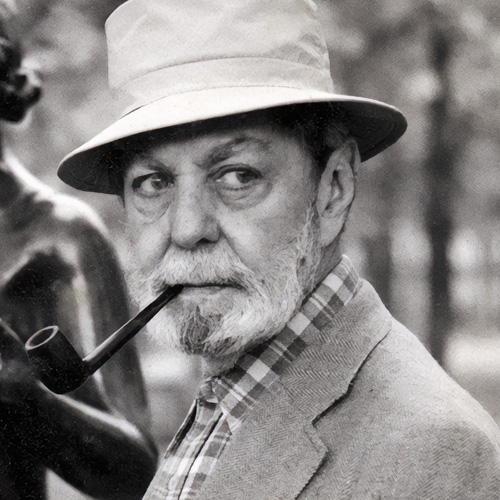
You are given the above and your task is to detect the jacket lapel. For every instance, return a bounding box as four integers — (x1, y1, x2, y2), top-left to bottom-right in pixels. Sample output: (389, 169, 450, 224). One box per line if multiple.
(197, 280, 391, 500)
(198, 379, 328, 500)
(284, 280, 392, 421)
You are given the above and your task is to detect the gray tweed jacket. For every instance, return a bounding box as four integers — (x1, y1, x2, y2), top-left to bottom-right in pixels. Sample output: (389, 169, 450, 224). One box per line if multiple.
(196, 280, 500, 500)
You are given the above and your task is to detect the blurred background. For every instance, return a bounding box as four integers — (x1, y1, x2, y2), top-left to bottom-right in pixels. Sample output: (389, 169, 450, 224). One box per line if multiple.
(2, 0, 500, 497)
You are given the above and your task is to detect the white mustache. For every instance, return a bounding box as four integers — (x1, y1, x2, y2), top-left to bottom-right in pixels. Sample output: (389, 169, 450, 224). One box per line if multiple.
(148, 244, 259, 295)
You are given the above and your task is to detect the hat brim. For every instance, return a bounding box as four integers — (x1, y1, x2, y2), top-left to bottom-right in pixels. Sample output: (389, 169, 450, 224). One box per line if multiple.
(58, 86, 407, 194)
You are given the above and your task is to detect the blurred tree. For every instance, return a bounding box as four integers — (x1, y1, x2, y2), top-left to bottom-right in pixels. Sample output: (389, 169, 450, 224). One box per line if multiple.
(423, 2, 458, 363)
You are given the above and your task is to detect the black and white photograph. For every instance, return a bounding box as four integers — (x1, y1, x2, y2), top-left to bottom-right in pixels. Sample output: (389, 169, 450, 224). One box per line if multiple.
(1, 1, 500, 499)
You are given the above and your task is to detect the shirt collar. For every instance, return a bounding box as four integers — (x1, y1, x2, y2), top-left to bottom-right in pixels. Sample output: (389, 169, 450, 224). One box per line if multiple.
(200, 255, 360, 433)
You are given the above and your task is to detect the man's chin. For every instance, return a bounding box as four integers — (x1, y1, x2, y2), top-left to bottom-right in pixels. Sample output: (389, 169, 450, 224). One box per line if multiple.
(178, 323, 276, 360)
(145, 301, 278, 360)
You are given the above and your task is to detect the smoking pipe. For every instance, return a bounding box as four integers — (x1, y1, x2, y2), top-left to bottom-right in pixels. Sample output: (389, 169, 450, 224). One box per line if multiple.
(25, 285, 183, 394)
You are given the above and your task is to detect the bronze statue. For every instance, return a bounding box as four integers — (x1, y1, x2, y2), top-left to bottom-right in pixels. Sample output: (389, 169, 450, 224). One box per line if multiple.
(0, 21, 157, 500)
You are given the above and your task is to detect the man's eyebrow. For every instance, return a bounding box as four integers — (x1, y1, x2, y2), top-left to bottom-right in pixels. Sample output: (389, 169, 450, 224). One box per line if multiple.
(199, 136, 270, 169)
(123, 151, 168, 173)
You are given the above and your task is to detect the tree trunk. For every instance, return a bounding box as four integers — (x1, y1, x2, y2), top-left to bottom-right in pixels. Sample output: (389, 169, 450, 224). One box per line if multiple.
(424, 5, 455, 363)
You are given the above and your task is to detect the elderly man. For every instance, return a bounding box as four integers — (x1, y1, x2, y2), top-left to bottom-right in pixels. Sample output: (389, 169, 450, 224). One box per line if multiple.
(57, 0, 500, 499)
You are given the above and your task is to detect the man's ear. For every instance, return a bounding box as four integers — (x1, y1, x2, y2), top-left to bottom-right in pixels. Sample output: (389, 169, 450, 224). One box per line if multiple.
(316, 139, 359, 247)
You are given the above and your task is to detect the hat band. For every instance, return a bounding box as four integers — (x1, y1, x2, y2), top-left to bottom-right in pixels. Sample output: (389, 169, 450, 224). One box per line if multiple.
(114, 57, 335, 117)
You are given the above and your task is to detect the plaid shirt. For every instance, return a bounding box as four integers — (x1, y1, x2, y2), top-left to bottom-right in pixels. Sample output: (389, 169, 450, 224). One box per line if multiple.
(144, 255, 360, 500)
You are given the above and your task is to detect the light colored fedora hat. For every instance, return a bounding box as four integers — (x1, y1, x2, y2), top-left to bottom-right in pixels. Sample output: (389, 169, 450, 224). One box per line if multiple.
(58, 0, 407, 194)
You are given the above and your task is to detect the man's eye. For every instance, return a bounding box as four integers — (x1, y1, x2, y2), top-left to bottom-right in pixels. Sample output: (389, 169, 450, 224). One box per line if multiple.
(216, 169, 261, 190)
(132, 173, 171, 197)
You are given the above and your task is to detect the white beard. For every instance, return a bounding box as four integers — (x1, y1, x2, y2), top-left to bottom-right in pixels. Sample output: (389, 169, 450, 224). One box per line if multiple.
(125, 209, 321, 359)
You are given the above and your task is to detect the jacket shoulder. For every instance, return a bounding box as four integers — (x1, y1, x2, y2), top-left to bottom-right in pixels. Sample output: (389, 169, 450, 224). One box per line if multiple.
(305, 308, 500, 499)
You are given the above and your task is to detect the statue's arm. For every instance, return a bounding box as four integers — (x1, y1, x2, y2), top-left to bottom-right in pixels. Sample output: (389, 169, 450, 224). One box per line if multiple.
(15, 387, 158, 499)
(0, 319, 158, 500)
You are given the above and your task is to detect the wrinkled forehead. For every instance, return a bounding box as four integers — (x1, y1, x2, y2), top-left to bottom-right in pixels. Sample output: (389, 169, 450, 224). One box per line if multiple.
(127, 125, 287, 165)
(121, 113, 317, 171)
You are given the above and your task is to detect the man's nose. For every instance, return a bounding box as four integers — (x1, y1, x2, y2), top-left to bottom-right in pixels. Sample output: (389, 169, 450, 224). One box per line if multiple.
(169, 183, 220, 249)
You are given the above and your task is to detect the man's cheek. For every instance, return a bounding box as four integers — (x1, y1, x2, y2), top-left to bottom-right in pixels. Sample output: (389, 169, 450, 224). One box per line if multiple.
(222, 227, 267, 270)
(128, 232, 165, 269)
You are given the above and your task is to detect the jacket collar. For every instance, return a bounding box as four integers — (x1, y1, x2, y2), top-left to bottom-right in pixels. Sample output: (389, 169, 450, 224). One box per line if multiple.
(198, 280, 392, 500)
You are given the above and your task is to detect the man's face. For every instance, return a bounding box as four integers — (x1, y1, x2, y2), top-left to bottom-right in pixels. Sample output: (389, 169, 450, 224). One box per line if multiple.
(123, 122, 323, 360)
